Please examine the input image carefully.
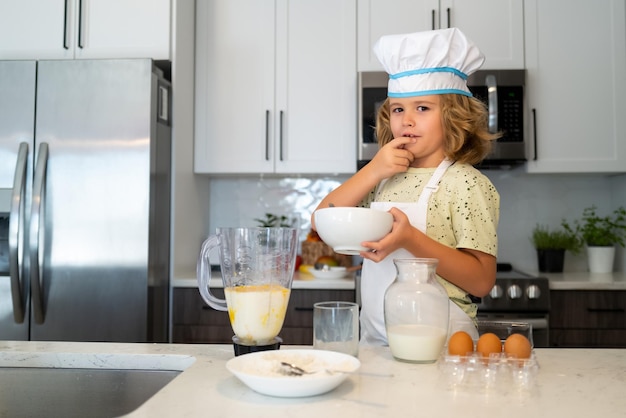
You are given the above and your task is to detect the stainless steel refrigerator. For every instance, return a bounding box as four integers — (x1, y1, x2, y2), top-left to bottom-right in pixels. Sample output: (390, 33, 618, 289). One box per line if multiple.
(0, 59, 171, 342)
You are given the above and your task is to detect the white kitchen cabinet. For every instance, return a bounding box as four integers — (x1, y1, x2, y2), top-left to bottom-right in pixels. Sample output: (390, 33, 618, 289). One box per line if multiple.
(194, 0, 357, 175)
(0, 0, 170, 60)
(524, 0, 626, 173)
(357, 0, 524, 71)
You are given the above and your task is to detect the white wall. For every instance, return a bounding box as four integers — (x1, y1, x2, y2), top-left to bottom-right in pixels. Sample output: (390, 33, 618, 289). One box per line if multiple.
(208, 170, 626, 274)
(171, 1, 211, 279)
(485, 169, 617, 273)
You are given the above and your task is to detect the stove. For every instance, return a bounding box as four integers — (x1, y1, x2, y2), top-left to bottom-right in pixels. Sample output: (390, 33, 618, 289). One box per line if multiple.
(475, 263, 551, 347)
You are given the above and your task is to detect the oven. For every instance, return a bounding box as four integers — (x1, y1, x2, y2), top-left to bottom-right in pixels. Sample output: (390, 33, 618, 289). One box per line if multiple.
(475, 263, 551, 347)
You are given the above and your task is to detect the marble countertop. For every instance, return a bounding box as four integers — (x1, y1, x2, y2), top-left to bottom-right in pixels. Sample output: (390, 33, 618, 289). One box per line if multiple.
(1, 341, 624, 418)
(536, 272, 626, 290)
(174, 271, 356, 290)
(174, 270, 626, 291)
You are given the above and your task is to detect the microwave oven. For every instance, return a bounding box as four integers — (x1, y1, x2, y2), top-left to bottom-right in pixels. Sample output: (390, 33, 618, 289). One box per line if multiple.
(358, 69, 527, 169)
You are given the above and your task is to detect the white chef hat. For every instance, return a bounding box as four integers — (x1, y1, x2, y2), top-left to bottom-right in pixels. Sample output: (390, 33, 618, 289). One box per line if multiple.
(373, 28, 485, 98)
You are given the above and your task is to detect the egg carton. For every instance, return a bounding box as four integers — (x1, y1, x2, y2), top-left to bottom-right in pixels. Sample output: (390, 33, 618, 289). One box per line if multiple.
(437, 351, 539, 391)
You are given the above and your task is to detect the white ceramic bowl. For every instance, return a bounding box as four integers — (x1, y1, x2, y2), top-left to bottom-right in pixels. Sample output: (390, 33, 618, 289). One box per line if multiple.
(314, 207, 393, 255)
(310, 267, 348, 280)
(226, 349, 360, 397)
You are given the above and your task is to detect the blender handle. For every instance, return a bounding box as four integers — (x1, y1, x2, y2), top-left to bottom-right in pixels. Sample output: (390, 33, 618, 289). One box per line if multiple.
(197, 236, 228, 311)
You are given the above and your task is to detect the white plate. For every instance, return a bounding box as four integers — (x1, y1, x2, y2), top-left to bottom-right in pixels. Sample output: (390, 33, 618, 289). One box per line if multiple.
(309, 267, 348, 280)
(226, 349, 360, 398)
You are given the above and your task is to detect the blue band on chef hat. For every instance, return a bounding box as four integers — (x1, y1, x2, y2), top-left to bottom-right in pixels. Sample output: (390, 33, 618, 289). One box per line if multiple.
(389, 66, 469, 81)
(388, 89, 473, 98)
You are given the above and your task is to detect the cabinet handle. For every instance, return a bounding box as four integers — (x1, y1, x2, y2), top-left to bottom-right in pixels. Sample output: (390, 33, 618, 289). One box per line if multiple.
(587, 307, 625, 313)
(265, 110, 270, 160)
(532, 108, 538, 161)
(78, 0, 85, 49)
(431, 9, 436, 30)
(63, 0, 70, 49)
(294, 307, 314, 312)
(446, 7, 451, 28)
(279, 110, 284, 161)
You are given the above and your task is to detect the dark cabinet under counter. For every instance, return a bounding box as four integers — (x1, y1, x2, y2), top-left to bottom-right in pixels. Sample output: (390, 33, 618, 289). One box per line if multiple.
(549, 290, 626, 348)
(172, 288, 356, 345)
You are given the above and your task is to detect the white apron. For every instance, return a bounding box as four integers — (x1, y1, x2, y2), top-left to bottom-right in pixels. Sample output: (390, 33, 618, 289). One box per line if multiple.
(359, 159, 479, 345)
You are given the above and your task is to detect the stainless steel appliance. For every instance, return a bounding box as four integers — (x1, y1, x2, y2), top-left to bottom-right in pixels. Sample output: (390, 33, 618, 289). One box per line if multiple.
(475, 263, 550, 347)
(0, 59, 171, 342)
(358, 70, 527, 169)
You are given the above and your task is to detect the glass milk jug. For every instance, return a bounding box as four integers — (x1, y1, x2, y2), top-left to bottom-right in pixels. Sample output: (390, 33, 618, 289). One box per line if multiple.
(384, 258, 449, 363)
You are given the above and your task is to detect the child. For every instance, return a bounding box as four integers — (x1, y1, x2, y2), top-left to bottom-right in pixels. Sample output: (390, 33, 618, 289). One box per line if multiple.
(312, 28, 500, 345)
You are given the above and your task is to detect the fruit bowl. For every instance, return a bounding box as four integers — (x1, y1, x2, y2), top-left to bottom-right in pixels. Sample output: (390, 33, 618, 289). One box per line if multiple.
(310, 267, 348, 280)
(314, 207, 393, 255)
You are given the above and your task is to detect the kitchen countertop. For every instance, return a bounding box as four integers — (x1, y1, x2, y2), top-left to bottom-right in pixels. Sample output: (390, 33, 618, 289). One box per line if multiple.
(1, 341, 624, 418)
(175, 270, 626, 291)
(535, 272, 626, 290)
(173, 271, 356, 290)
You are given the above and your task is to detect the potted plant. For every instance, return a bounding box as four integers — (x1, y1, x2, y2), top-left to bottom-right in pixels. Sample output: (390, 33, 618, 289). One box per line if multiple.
(254, 213, 296, 228)
(562, 206, 626, 273)
(531, 224, 581, 272)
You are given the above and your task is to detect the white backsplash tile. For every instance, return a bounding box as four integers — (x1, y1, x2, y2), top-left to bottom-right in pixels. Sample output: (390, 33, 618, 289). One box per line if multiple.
(209, 171, 626, 273)
(209, 176, 343, 240)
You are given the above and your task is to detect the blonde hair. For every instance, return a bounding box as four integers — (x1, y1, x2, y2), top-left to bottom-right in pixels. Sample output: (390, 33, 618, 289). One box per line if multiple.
(375, 94, 501, 165)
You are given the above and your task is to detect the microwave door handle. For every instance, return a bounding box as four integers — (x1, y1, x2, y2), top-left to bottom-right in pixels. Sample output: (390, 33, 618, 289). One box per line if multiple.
(486, 75, 498, 134)
(8, 142, 29, 323)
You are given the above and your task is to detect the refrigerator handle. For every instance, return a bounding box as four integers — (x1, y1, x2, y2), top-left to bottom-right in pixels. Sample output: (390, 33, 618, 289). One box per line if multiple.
(30, 142, 49, 325)
(8, 142, 29, 324)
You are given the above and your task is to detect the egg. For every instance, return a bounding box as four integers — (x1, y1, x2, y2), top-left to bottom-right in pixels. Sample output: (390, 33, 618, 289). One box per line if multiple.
(447, 331, 474, 356)
(504, 334, 532, 359)
(476, 332, 502, 357)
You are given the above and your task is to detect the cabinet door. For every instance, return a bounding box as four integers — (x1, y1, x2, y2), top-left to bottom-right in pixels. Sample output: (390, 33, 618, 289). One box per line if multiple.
(0, 0, 170, 60)
(195, 0, 356, 174)
(357, 0, 524, 71)
(194, 0, 275, 173)
(75, 0, 170, 60)
(549, 290, 626, 348)
(172, 288, 356, 345)
(525, 0, 626, 173)
(441, 0, 524, 69)
(0, 0, 74, 59)
(275, 0, 357, 174)
(357, 0, 437, 71)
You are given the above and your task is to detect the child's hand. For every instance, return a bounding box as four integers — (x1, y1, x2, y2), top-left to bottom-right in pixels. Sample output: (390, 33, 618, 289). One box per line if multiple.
(368, 137, 416, 179)
(360, 207, 414, 262)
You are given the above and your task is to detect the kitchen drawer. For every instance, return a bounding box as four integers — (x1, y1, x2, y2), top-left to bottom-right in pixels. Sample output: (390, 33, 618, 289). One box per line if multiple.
(549, 330, 626, 348)
(550, 290, 626, 329)
(172, 288, 356, 345)
(549, 290, 626, 348)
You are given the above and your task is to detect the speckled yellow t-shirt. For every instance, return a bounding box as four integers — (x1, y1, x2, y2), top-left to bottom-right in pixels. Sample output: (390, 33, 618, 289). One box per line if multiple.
(359, 162, 500, 318)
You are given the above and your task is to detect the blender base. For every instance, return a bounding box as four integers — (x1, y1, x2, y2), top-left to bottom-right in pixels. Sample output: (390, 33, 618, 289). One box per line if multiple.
(232, 336, 283, 356)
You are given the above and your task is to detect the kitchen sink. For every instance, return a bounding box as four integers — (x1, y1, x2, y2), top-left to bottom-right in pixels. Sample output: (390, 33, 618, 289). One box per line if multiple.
(0, 351, 195, 418)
